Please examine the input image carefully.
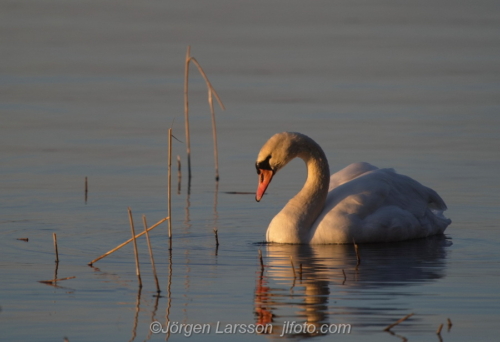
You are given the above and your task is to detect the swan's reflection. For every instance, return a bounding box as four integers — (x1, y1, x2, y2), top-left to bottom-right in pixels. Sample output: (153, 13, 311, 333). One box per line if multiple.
(254, 236, 451, 338)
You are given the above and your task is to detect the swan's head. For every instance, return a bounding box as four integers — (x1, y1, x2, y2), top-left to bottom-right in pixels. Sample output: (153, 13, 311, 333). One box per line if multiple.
(255, 132, 303, 202)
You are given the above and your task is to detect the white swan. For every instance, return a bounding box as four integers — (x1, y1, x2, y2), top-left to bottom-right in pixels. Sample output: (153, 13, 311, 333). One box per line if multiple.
(255, 132, 451, 244)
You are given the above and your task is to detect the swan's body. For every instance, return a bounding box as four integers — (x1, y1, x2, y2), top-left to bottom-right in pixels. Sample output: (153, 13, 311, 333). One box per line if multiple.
(255, 132, 451, 244)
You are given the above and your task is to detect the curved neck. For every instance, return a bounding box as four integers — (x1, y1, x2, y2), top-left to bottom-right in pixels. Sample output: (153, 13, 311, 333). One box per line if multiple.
(268, 134, 330, 243)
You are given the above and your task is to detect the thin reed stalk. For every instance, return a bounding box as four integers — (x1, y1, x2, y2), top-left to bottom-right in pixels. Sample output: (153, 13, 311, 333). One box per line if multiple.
(143, 215, 160, 293)
(177, 155, 181, 194)
(213, 228, 219, 247)
(383, 313, 414, 331)
(208, 88, 219, 181)
(128, 208, 142, 288)
(167, 128, 173, 247)
(87, 217, 168, 266)
(53, 233, 59, 263)
(183, 46, 225, 182)
(436, 323, 443, 335)
(184, 46, 192, 180)
(54, 257, 58, 282)
(189, 57, 225, 110)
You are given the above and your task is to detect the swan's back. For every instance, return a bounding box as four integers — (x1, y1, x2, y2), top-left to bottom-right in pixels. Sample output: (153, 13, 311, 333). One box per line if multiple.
(310, 163, 451, 244)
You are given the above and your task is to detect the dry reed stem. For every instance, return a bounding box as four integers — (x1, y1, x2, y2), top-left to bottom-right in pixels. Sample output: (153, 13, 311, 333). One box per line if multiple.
(189, 57, 225, 110)
(17, 238, 28, 242)
(383, 313, 414, 331)
(177, 155, 181, 194)
(213, 228, 219, 247)
(436, 323, 443, 335)
(53, 233, 59, 263)
(87, 217, 168, 265)
(167, 128, 173, 242)
(208, 88, 219, 181)
(183, 46, 225, 181)
(184, 46, 192, 179)
(143, 215, 160, 293)
(39, 276, 76, 284)
(54, 257, 58, 281)
(190, 57, 224, 182)
(128, 208, 142, 288)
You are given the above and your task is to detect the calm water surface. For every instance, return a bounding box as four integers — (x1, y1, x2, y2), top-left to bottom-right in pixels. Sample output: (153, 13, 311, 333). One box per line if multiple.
(1, 1, 500, 341)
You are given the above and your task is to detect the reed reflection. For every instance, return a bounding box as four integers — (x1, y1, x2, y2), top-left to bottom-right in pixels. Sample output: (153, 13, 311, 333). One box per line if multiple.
(128, 287, 141, 342)
(254, 236, 450, 338)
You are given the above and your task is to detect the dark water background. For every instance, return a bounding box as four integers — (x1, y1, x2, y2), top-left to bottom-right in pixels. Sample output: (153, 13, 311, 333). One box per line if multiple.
(1, 1, 499, 341)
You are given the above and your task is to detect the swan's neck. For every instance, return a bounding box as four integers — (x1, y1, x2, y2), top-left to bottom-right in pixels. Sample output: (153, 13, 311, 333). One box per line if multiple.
(267, 136, 330, 243)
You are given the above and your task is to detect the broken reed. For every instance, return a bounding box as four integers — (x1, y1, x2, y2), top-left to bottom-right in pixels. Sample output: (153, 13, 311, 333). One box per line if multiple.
(213, 228, 219, 247)
(143, 215, 160, 293)
(383, 313, 414, 331)
(183, 45, 225, 182)
(87, 216, 168, 265)
(128, 208, 142, 288)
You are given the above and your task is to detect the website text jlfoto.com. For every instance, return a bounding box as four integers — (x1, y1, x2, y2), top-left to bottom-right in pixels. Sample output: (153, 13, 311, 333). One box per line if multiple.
(150, 320, 352, 337)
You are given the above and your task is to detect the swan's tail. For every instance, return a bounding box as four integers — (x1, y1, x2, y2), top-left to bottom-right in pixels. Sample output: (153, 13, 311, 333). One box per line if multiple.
(424, 186, 451, 233)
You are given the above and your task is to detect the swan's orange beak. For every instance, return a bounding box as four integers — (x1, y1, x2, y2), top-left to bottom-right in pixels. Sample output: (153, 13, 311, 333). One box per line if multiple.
(256, 169, 274, 202)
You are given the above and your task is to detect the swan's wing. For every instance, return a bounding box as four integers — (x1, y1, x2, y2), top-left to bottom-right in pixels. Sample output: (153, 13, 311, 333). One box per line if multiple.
(329, 166, 448, 218)
(381, 169, 448, 217)
(360, 169, 451, 241)
(313, 167, 451, 243)
(328, 162, 379, 191)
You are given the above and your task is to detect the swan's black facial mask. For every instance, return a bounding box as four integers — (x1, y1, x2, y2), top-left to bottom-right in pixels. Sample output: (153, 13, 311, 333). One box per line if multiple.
(256, 155, 273, 174)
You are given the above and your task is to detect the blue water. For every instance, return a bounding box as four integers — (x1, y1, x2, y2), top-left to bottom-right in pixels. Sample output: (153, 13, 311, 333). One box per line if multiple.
(1, 1, 500, 341)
